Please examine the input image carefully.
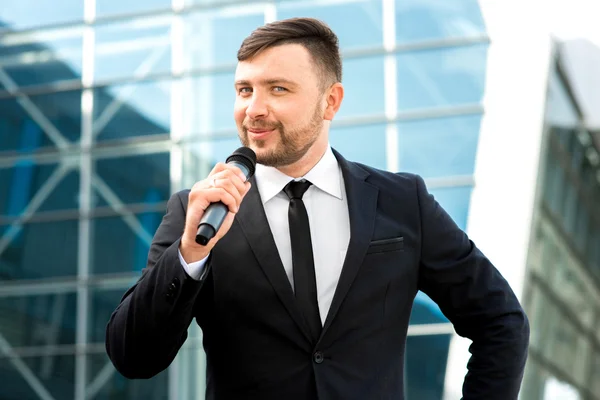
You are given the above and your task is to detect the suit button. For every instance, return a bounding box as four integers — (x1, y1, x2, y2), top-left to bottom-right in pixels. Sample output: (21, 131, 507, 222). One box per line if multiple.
(313, 351, 324, 364)
(169, 282, 177, 291)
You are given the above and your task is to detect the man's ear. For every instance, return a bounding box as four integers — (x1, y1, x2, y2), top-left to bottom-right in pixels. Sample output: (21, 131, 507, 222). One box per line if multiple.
(323, 83, 344, 121)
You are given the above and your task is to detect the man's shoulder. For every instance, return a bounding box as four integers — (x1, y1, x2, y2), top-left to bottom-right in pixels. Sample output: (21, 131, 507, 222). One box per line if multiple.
(350, 160, 421, 192)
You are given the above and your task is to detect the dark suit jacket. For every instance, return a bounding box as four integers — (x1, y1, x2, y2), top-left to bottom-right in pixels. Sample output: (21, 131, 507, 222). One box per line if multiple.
(105, 149, 529, 399)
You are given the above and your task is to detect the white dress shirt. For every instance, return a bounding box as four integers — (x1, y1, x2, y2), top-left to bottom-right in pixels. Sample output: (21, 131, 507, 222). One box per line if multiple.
(179, 146, 350, 325)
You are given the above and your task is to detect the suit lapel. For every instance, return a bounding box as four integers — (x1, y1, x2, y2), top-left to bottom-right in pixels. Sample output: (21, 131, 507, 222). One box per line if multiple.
(321, 150, 379, 335)
(236, 177, 313, 344)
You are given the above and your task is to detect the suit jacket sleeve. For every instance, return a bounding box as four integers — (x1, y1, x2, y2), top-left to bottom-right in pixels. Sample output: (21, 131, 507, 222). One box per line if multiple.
(105, 191, 209, 379)
(414, 175, 530, 399)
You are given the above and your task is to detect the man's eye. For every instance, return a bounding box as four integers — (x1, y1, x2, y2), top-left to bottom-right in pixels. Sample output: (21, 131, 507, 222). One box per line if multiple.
(273, 86, 287, 92)
(238, 87, 252, 94)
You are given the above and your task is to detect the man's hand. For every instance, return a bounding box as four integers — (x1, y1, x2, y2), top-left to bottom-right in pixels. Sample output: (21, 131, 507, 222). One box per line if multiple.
(179, 162, 252, 263)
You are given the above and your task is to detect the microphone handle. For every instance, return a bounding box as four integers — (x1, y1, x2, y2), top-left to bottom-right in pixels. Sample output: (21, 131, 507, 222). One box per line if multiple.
(196, 202, 228, 245)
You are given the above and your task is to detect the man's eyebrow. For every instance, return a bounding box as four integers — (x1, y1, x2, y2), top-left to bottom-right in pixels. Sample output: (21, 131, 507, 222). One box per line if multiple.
(234, 78, 298, 86)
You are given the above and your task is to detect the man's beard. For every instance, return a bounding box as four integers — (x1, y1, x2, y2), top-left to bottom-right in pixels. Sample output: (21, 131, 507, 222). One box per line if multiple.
(239, 105, 323, 168)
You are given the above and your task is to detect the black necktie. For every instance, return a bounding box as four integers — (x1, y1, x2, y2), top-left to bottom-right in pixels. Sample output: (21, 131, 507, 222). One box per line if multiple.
(283, 180, 322, 341)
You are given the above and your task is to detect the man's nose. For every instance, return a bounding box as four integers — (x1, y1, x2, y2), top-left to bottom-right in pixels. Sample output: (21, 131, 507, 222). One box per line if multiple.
(246, 93, 268, 119)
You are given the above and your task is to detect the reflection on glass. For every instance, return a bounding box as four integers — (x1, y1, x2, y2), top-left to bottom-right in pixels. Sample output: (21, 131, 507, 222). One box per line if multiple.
(404, 334, 451, 400)
(93, 81, 170, 141)
(96, 0, 171, 18)
(396, 44, 487, 110)
(0, 355, 75, 399)
(0, 89, 81, 151)
(397, 114, 481, 178)
(427, 186, 472, 231)
(94, 153, 170, 207)
(0, 28, 83, 88)
(278, 0, 383, 50)
(330, 123, 387, 170)
(395, 0, 486, 43)
(0, 293, 77, 347)
(91, 212, 163, 275)
(338, 56, 385, 119)
(183, 8, 264, 68)
(0, 165, 79, 216)
(0, 219, 78, 281)
(94, 16, 171, 82)
(0, 1, 83, 31)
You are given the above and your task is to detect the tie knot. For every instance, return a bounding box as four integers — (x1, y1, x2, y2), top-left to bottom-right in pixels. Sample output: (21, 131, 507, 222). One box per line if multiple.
(283, 179, 312, 200)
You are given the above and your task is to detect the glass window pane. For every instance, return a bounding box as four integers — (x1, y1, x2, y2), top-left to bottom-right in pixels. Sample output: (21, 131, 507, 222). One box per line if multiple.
(338, 56, 385, 119)
(94, 16, 172, 82)
(397, 44, 487, 110)
(404, 334, 451, 400)
(277, 0, 383, 50)
(396, 0, 486, 43)
(0, 293, 77, 347)
(94, 153, 170, 208)
(96, 0, 171, 18)
(330, 123, 387, 171)
(181, 73, 236, 136)
(0, 28, 83, 89)
(397, 114, 481, 178)
(428, 186, 472, 231)
(0, 355, 75, 400)
(90, 289, 134, 344)
(91, 211, 164, 275)
(0, 2, 83, 31)
(0, 89, 81, 152)
(0, 164, 79, 216)
(183, 7, 265, 68)
(0, 219, 79, 281)
(93, 81, 170, 142)
(409, 291, 449, 325)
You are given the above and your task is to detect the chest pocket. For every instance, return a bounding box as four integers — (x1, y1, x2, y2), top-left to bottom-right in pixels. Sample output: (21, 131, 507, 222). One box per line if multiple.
(366, 237, 404, 254)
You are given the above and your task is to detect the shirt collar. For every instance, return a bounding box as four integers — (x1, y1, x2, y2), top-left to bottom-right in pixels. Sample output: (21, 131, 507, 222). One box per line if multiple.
(255, 146, 343, 204)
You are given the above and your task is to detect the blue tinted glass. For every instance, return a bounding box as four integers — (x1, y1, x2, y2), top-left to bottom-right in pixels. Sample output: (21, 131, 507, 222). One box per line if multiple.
(0, 293, 77, 347)
(398, 114, 481, 178)
(0, 90, 81, 151)
(277, 0, 383, 50)
(428, 185, 472, 231)
(330, 123, 387, 170)
(0, 355, 75, 400)
(0, 29, 83, 89)
(191, 137, 244, 170)
(0, 1, 83, 31)
(185, 10, 264, 68)
(92, 212, 163, 275)
(94, 16, 171, 82)
(94, 81, 170, 141)
(96, 0, 171, 17)
(397, 44, 487, 110)
(405, 334, 451, 400)
(94, 153, 170, 207)
(87, 353, 169, 400)
(396, 0, 486, 43)
(338, 56, 385, 119)
(409, 291, 449, 325)
(0, 219, 78, 281)
(0, 165, 79, 216)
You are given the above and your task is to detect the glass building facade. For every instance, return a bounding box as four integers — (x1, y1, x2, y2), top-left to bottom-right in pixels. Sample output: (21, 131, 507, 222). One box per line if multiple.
(0, 1, 488, 398)
(521, 56, 600, 400)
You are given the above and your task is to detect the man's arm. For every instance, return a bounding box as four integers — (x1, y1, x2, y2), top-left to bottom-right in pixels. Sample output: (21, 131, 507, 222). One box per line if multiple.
(105, 191, 208, 379)
(414, 175, 530, 399)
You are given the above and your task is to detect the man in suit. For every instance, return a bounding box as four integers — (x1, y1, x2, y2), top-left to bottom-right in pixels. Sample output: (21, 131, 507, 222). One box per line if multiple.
(106, 17, 529, 399)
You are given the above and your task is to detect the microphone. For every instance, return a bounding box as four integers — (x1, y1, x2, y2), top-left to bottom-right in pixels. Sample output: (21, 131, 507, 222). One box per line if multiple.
(195, 147, 257, 245)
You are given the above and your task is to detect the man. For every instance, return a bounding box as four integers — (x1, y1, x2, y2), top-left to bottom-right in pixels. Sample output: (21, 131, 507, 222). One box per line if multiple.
(106, 17, 529, 399)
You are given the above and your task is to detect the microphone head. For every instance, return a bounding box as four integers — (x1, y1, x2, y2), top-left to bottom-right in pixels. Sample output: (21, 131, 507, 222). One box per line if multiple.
(226, 146, 257, 178)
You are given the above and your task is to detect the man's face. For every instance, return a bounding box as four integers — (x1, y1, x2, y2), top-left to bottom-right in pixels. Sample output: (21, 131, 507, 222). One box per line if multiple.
(234, 44, 326, 167)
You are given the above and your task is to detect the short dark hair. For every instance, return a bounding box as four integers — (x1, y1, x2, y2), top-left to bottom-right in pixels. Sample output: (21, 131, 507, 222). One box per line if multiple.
(237, 17, 342, 89)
